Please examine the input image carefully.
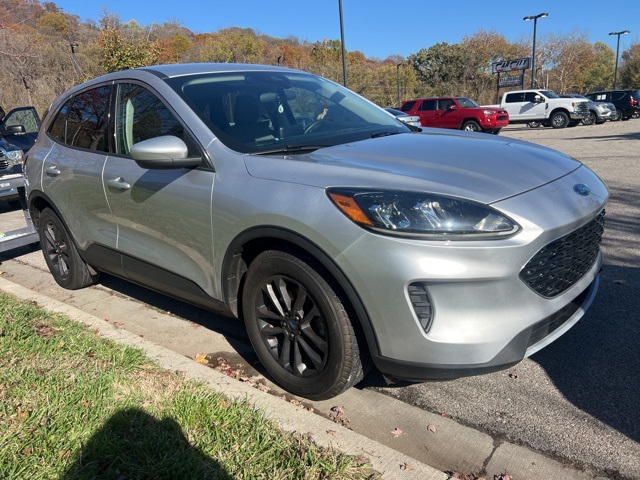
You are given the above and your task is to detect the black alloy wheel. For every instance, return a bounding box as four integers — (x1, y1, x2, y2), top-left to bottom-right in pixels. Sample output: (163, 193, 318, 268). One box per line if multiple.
(242, 249, 365, 400)
(37, 208, 99, 289)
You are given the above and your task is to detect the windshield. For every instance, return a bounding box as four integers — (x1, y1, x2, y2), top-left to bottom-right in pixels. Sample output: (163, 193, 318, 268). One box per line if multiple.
(167, 70, 409, 153)
(456, 98, 479, 108)
(540, 90, 559, 99)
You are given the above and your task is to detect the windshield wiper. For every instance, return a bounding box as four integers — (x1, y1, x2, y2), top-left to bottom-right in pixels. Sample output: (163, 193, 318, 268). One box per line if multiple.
(370, 131, 403, 138)
(252, 145, 329, 155)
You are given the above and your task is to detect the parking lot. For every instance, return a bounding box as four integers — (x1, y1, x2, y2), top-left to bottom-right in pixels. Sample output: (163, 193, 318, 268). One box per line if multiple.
(379, 120, 640, 478)
(1, 119, 639, 478)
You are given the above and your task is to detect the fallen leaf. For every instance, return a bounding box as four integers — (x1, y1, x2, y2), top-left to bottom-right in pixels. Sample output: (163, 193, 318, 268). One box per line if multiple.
(330, 405, 345, 416)
(326, 429, 336, 436)
(194, 353, 209, 365)
(427, 423, 437, 433)
(508, 372, 518, 380)
(400, 462, 413, 470)
(390, 428, 404, 438)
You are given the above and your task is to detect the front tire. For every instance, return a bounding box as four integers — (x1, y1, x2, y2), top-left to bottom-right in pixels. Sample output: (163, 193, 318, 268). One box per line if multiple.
(582, 111, 596, 125)
(242, 249, 365, 400)
(462, 120, 481, 132)
(37, 208, 99, 289)
(527, 121, 542, 128)
(550, 111, 569, 128)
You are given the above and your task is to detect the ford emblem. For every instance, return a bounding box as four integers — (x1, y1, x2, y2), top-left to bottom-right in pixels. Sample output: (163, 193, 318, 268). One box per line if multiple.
(573, 184, 590, 196)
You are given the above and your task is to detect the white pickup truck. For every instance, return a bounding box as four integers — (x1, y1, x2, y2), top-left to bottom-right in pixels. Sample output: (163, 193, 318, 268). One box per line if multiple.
(497, 89, 589, 128)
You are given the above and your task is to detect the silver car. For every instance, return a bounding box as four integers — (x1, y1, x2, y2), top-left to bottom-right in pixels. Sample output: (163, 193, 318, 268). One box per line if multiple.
(25, 64, 608, 400)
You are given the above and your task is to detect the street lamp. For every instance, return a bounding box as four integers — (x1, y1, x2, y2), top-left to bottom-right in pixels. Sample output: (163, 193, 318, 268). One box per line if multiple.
(523, 12, 548, 89)
(396, 63, 402, 106)
(338, 0, 348, 87)
(69, 42, 80, 77)
(609, 30, 630, 89)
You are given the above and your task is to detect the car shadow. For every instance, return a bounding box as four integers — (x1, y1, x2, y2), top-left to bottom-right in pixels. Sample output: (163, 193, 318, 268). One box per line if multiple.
(61, 407, 232, 479)
(531, 180, 640, 443)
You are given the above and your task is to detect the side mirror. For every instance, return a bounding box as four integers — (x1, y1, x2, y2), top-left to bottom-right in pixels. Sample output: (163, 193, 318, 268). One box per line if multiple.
(447, 104, 458, 110)
(130, 135, 202, 169)
(534, 95, 543, 103)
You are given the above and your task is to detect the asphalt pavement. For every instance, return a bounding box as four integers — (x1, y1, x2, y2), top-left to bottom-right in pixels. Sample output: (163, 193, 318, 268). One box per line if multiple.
(1, 119, 638, 479)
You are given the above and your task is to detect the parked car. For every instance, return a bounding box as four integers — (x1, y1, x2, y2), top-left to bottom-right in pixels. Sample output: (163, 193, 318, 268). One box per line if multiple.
(400, 97, 508, 134)
(384, 107, 421, 129)
(559, 94, 616, 125)
(584, 90, 640, 121)
(0, 106, 40, 152)
(0, 136, 25, 207)
(25, 63, 608, 400)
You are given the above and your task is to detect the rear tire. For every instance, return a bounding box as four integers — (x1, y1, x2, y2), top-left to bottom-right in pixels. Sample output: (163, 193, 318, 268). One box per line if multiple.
(37, 208, 99, 290)
(242, 249, 365, 400)
(527, 121, 542, 128)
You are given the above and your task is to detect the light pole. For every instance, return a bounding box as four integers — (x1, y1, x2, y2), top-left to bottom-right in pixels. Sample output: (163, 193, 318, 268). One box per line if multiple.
(338, 0, 348, 87)
(396, 63, 402, 106)
(69, 42, 80, 77)
(609, 30, 630, 89)
(523, 12, 548, 89)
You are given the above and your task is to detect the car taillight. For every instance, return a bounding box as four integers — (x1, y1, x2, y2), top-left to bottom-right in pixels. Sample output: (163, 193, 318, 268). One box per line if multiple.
(630, 98, 638, 106)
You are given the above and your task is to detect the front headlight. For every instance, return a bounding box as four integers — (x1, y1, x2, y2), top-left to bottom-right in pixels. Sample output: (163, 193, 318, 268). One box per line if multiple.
(3, 148, 24, 166)
(482, 110, 496, 115)
(327, 189, 520, 240)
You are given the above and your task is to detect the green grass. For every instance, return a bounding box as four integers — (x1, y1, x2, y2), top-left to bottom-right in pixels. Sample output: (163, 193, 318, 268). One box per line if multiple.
(0, 293, 376, 479)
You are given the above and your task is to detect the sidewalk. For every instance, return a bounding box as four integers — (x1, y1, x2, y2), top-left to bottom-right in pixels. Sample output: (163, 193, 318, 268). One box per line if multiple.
(0, 255, 608, 480)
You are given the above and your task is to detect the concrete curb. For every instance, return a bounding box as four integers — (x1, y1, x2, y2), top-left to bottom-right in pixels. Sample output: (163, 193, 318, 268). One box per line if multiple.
(0, 276, 447, 479)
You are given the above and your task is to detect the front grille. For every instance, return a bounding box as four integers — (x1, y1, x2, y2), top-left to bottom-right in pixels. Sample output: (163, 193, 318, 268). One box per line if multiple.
(576, 103, 589, 113)
(520, 210, 605, 298)
(497, 115, 508, 121)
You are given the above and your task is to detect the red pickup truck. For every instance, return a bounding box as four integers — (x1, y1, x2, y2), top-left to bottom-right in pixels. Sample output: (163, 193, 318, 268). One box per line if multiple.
(399, 97, 509, 134)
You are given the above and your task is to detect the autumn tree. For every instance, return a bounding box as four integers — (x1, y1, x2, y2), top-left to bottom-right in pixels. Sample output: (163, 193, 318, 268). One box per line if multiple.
(582, 42, 615, 92)
(98, 14, 159, 72)
(408, 42, 474, 96)
(537, 31, 595, 93)
(619, 43, 640, 88)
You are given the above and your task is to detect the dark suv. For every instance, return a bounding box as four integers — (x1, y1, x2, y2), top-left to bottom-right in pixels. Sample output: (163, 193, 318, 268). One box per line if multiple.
(585, 90, 640, 121)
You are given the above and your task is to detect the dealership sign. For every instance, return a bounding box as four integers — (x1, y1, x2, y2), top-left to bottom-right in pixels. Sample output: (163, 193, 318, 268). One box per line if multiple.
(492, 57, 531, 74)
(498, 75, 524, 87)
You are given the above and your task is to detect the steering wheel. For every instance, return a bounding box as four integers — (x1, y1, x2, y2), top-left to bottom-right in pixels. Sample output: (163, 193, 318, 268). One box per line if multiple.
(304, 119, 327, 134)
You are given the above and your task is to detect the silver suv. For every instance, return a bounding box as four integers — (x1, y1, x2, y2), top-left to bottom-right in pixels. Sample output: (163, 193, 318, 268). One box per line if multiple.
(25, 64, 608, 399)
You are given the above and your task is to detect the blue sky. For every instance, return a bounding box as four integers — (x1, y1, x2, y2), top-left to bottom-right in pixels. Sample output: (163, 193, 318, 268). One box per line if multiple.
(54, 0, 638, 60)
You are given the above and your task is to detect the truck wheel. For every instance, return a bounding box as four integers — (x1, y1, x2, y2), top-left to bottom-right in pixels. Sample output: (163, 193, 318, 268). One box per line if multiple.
(527, 121, 542, 128)
(550, 112, 569, 129)
(611, 111, 622, 121)
(242, 249, 366, 400)
(462, 120, 481, 132)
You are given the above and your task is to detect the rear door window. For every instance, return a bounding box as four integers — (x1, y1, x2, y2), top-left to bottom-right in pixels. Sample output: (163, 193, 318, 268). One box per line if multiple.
(65, 86, 111, 152)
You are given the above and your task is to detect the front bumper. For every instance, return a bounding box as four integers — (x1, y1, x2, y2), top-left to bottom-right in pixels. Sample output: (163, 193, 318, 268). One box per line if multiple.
(334, 165, 607, 380)
(0, 172, 24, 202)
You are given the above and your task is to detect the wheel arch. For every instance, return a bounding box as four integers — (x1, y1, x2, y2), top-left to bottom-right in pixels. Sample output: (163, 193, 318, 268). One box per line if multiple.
(221, 226, 381, 357)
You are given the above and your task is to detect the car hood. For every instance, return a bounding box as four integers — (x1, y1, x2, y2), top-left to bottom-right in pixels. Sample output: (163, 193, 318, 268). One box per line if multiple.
(244, 130, 582, 204)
